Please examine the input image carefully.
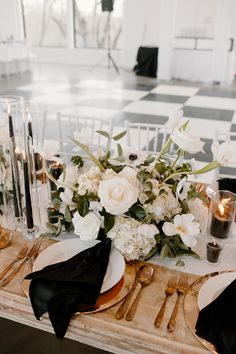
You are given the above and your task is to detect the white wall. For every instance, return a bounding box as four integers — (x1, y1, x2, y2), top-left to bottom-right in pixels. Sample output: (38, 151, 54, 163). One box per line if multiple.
(122, 0, 161, 69)
(0, 0, 24, 42)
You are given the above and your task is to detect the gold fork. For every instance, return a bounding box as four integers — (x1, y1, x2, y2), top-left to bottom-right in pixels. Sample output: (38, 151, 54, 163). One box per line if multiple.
(0, 245, 29, 281)
(167, 273, 188, 332)
(154, 275, 177, 327)
(0, 241, 41, 287)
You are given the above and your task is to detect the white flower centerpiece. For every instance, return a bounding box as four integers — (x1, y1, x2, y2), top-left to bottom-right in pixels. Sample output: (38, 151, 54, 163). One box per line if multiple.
(45, 110, 236, 260)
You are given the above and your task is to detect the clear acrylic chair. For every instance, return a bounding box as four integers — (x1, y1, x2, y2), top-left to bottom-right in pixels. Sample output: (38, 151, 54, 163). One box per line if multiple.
(56, 113, 114, 153)
(124, 120, 174, 153)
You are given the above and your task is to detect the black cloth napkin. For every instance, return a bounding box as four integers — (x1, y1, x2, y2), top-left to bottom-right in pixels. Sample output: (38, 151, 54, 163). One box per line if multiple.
(195, 278, 236, 354)
(25, 238, 111, 339)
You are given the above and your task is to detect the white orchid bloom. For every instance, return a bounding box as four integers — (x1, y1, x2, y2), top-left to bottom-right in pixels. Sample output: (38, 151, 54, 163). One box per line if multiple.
(176, 177, 191, 201)
(60, 188, 76, 206)
(211, 141, 236, 166)
(171, 129, 205, 154)
(162, 214, 200, 248)
(165, 109, 185, 131)
(73, 127, 93, 150)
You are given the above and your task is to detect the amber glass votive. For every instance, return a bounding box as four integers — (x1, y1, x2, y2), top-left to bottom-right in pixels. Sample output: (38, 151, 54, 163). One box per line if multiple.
(208, 190, 236, 239)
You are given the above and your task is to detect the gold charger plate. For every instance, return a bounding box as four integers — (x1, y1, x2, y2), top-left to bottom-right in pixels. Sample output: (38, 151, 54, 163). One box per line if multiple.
(183, 270, 236, 354)
(22, 263, 136, 315)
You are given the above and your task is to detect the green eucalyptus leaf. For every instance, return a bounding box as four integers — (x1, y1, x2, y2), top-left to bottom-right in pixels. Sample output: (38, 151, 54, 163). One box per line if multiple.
(112, 130, 127, 141)
(117, 143, 123, 157)
(155, 162, 167, 174)
(160, 244, 169, 258)
(64, 205, 72, 222)
(128, 204, 146, 220)
(96, 130, 110, 139)
(72, 191, 80, 204)
(46, 223, 58, 234)
(144, 195, 156, 204)
(144, 245, 158, 260)
(77, 195, 89, 217)
(104, 213, 115, 234)
(143, 156, 155, 165)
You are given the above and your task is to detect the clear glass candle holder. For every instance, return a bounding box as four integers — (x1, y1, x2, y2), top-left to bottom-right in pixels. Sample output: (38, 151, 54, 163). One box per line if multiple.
(208, 190, 236, 239)
(206, 238, 224, 264)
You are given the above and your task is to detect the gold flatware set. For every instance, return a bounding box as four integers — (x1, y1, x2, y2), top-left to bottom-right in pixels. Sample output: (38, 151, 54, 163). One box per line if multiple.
(115, 264, 154, 321)
(115, 264, 188, 332)
(0, 240, 41, 287)
(154, 273, 188, 331)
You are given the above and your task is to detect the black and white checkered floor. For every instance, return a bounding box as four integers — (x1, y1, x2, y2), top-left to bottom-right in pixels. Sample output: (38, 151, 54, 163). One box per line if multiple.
(2, 66, 236, 182)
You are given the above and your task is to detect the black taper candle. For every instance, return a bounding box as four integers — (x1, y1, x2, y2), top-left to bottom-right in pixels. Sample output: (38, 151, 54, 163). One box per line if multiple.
(23, 154, 34, 230)
(8, 109, 23, 218)
(28, 121, 33, 144)
(11, 167, 20, 218)
(8, 114, 14, 138)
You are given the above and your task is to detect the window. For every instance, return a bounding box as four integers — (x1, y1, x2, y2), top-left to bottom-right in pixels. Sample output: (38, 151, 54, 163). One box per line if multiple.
(22, 0, 67, 47)
(74, 0, 124, 49)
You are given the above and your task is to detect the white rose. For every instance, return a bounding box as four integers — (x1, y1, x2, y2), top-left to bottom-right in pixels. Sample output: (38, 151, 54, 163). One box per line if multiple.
(98, 169, 139, 215)
(137, 224, 159, 238)
(72, 211, 101, 241)
(171, 129, 205, 154)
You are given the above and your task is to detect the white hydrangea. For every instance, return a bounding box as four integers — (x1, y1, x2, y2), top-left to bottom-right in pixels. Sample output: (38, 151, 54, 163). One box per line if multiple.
(148, 187, 181, 223)
(77, 166, 103, 196)
(107, 216, 157, 260)
(187, 198, 208, 233)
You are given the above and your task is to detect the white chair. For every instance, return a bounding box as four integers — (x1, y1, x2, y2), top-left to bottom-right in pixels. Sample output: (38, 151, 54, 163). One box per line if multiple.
(214, 130, 236, 179)
(56, 113, 114, 153)
(124, 120, 174, 153)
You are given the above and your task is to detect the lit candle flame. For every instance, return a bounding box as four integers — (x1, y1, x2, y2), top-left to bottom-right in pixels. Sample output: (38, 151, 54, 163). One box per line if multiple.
(218, 203, 224, 216)
(26, 104, 32, 122)
(218, 197, 231, 216)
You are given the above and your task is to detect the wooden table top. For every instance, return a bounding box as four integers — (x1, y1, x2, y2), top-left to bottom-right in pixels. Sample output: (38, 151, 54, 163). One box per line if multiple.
(0, 231, 209, 354)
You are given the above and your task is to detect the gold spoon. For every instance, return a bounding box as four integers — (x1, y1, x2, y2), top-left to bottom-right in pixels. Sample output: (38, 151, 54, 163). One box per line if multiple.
(125, 264, 154, 321)
(0, 232, 13, 250)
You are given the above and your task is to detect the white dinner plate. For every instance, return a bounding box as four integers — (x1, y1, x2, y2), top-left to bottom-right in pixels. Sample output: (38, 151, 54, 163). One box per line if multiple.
(33, 239, 125, 293)
(198, 272, 236, 310)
